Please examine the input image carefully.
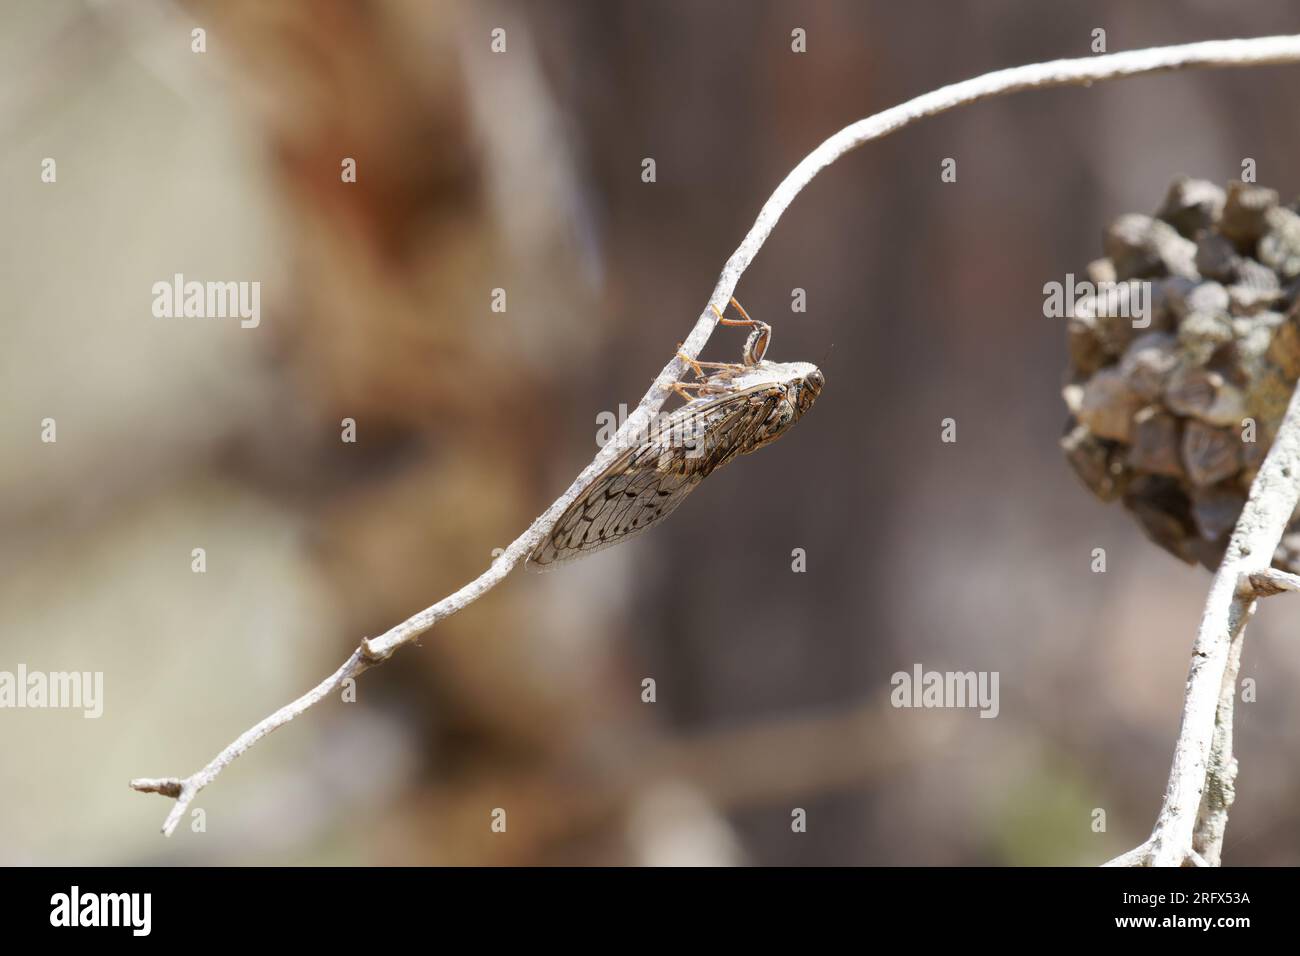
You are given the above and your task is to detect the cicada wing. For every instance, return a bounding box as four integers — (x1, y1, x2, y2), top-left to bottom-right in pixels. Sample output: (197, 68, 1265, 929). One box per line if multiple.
(528, 457, 706, 568)
(527, 385, 782, 569)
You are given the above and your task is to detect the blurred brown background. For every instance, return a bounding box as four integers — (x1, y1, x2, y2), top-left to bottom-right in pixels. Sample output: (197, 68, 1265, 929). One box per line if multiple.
(2, 0, 1299, 865)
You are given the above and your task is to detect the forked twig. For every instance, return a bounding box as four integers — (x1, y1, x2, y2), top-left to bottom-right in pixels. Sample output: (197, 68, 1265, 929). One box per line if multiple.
(1104, 383, 1300, 867)
(132, 34, 1300, 835)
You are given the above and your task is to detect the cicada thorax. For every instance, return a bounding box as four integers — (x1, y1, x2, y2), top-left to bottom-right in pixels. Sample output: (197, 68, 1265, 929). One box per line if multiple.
(651, 382, 784, 476)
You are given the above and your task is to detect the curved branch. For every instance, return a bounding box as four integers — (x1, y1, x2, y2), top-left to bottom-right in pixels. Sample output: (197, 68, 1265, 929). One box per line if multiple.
(132, 33, 1300, 835)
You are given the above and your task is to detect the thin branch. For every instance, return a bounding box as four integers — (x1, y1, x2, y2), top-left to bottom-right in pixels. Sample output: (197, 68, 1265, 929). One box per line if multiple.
(1107, 381, 1300, 866)
(132, 33, 1300, 835)
(1190, 631, 1241, 867)
(132, 649, 373, 835)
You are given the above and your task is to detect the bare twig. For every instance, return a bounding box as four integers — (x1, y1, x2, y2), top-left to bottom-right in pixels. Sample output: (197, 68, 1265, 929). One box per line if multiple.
(133, 33, 1300, 835)
(1105, 381, 1300, 867)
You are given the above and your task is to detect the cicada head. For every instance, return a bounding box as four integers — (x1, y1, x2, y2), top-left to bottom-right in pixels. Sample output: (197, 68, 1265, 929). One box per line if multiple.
(793, 365, 824, 417)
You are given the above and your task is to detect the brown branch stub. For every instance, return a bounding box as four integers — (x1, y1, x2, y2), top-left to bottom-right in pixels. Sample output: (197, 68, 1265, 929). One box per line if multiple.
(130, 33, 1300, 837)
(129, 777, 184, 799)
(1244, 567, 1300, 597)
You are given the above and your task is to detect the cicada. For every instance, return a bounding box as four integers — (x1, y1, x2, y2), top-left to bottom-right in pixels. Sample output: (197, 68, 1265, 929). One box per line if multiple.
(529, 299, 825, 567)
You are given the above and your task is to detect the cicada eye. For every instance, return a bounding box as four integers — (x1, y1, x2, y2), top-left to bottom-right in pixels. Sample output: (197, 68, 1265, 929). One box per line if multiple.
(797, 370, 823, 412)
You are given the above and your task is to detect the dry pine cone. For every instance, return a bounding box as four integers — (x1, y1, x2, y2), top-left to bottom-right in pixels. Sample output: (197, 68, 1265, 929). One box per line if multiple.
(1061, 177, 1300, 571)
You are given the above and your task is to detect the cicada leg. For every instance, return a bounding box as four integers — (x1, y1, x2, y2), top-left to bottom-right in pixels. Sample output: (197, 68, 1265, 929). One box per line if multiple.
(675, 349, 708, 381)
(711, 298, 772, 366)
(689, 358, 751, 372)
(669, 378, 733, 401)
(670, 379, 698, 401)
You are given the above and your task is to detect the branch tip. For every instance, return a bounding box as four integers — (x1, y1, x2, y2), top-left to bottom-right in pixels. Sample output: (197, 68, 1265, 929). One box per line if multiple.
(130, 777, 184, 799)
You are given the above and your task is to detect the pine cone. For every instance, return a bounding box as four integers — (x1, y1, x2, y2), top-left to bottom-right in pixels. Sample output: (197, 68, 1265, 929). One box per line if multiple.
(1060, 177, 1300, 571)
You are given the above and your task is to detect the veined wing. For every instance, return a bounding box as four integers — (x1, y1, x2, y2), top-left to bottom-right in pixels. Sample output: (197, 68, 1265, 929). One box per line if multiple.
(528, 384, 783, 568)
